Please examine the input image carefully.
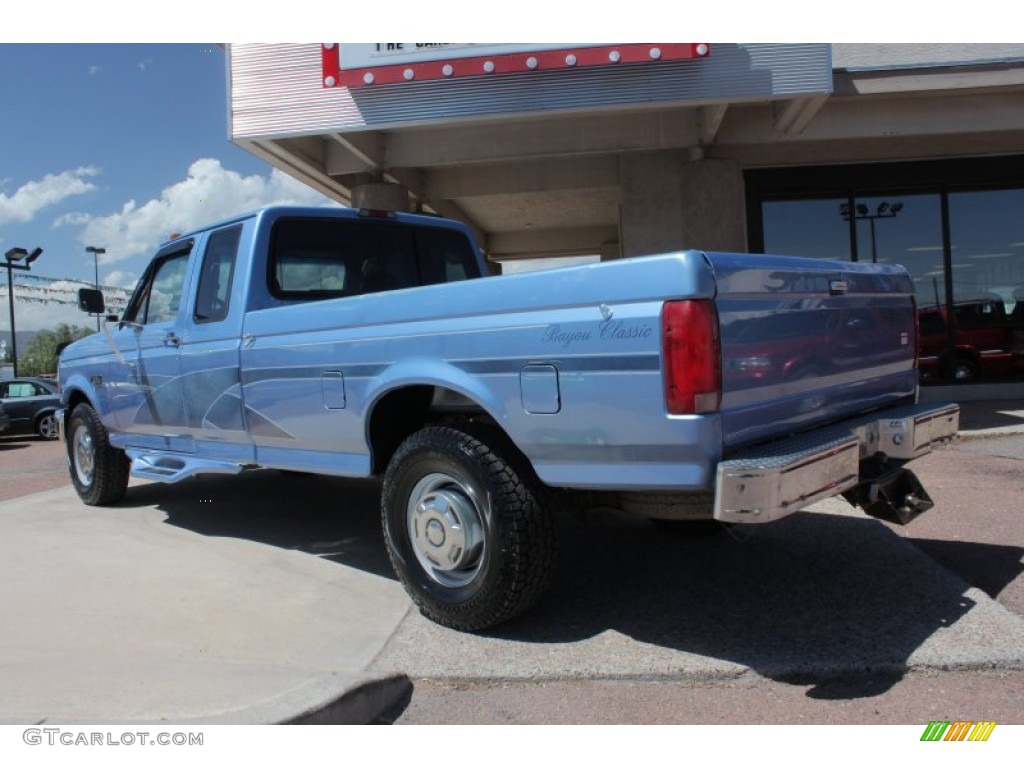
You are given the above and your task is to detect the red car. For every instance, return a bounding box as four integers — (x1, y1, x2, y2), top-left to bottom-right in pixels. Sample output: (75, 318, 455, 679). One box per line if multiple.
(918, 299, 1018, 382)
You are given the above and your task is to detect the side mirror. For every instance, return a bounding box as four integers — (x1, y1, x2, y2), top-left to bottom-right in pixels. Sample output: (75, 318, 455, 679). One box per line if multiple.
(78, 288, 105, 314)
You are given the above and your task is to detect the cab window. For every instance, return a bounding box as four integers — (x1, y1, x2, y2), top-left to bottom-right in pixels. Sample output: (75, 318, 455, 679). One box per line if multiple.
(122, 251, 190, 325)
(194, 226, 240, 323)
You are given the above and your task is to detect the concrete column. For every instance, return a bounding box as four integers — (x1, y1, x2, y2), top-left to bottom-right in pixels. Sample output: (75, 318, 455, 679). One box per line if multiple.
(351, 182, 412, 212)
(618, 152, 747, 258)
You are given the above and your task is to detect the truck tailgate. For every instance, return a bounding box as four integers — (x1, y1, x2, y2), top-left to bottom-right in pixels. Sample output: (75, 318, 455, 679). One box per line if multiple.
(708, 253, 919, 452)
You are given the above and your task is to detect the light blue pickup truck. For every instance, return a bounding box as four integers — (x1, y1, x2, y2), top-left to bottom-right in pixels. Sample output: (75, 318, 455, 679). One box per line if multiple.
(58, 205, 958, 631)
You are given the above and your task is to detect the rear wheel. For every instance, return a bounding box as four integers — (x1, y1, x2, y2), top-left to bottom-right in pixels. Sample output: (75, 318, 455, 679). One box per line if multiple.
(951, 356, 978, 382)
(381, 423, 555, 632)
(67, 403, 130, 506)
(36, 412, 59, 440)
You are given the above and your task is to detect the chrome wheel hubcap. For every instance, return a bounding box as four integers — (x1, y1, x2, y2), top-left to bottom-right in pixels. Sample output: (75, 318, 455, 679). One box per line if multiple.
(72, 425, 95, 486)
(407, 473, 485, 587)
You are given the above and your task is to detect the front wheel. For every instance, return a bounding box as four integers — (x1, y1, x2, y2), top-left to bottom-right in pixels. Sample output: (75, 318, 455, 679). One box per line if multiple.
(67, 403, 130, 506)
(381, 423, 555, 632)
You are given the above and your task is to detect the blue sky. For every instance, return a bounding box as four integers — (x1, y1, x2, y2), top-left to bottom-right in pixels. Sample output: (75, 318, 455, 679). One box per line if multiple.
(0, 14, 976, 333)
(0, 43, 334, 330)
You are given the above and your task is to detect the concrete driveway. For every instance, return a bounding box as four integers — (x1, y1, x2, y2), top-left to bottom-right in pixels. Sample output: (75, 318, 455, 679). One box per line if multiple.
(0, 399, 1022, 724)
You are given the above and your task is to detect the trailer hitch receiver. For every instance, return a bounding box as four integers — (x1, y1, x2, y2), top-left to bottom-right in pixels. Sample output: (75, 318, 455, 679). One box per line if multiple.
(843, 466, 934, 526)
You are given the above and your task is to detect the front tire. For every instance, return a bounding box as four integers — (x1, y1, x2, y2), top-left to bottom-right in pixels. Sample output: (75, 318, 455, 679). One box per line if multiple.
(381, 423, 555, 632)
(67, 403, 130, 506)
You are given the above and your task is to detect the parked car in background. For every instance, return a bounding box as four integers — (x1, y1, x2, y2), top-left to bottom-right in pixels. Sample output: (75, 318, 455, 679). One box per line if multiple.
(0, 378, 61, 439)
(918, 297, 1018, 382)
(0, 403, 10, 434)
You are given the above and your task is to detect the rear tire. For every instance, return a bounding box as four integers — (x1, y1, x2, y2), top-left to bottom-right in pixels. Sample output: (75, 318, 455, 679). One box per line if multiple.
(951, 356, 978, 382)
(36, 412, 59, 440)
(67, 403, 130, 506)
(381, 423, 555, 632)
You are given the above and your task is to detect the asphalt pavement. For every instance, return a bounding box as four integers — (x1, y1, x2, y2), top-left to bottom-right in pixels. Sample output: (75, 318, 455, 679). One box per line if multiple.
(0, 394, 1022, 724)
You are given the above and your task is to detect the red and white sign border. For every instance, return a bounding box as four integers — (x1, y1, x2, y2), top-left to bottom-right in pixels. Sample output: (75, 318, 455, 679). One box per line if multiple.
(322, 44, 711, 88)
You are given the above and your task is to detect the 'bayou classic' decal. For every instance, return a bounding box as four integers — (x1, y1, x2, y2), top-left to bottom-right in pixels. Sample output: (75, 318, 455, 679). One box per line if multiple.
(542, 320, 653, 348)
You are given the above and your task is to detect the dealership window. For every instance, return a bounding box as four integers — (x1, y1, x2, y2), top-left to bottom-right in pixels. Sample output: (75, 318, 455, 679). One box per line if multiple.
(748, 157, 1024, 384)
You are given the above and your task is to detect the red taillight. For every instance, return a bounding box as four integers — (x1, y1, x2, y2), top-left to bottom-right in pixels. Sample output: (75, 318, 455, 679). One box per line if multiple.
(662, 299, 722, 415)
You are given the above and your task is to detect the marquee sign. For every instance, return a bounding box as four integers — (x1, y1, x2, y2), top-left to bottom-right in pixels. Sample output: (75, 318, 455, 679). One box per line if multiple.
(322, 43, 710, 88)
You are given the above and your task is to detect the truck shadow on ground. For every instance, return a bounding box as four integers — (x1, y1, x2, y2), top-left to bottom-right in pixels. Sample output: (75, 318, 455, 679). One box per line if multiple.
(125, 470, 394, 579)
(121, 470, 1022, 700)
(500, 508, 1024, 698)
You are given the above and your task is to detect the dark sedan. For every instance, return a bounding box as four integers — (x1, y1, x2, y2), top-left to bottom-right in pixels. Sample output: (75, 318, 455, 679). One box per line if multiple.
(0, 378, 61, 440)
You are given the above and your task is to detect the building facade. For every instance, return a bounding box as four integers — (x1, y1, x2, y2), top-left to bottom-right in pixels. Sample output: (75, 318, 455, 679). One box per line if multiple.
(227, 43, 1024, 386)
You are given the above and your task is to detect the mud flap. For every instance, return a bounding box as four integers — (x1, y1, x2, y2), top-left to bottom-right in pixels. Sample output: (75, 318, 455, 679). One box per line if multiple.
(843, 466, 934, 526)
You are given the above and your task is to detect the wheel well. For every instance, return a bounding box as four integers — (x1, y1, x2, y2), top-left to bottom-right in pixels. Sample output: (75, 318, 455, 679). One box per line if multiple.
(367, 385, 496, 474)
(63, 390, 93, 424)
(942, 350, 980, 371)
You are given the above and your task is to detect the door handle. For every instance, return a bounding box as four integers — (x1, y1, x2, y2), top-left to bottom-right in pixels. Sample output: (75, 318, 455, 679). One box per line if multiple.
(164, 332, 181, 347)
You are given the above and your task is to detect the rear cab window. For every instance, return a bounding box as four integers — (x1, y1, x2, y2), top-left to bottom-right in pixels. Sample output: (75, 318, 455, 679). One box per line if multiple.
(268, 217, 480, 301)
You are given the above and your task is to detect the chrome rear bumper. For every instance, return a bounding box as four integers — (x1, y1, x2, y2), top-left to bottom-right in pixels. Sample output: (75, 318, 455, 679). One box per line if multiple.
(714, 403, 959, 524)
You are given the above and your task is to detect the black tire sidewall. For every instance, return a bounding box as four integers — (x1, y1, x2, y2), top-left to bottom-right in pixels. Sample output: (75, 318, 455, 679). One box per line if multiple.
(67, 404, 127, 506)
(382, 424, 551, 631)
(384, 437, 509, 609)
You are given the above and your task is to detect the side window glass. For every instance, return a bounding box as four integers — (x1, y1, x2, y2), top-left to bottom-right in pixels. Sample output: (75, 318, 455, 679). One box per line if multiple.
(195, 226, 240, 323)
(122, 252, 190, 325)
(146, 256, 189, 324)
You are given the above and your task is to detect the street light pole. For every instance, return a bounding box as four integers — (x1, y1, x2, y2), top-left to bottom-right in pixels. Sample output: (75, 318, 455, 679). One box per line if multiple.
(839, 201, 904, 263)
(85, 246, 106, 332)
(3, 247, 43, 378)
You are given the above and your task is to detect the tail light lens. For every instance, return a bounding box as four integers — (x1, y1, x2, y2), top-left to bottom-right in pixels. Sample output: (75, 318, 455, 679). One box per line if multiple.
(662, 299, 722, 414)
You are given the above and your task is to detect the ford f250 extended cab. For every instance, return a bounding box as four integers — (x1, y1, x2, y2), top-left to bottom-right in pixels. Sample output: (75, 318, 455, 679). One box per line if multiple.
(58, 205, 959, 631)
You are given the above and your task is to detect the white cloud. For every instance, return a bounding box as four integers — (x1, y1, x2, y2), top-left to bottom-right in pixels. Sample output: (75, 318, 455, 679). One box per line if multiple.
(53, 211, 92, 227)
(0, 167, 100, 225)
(77, 158, 338, 264)
(89, 65, 102, 76)
(7, 299, 86, 333)
(103, 270, 138, 289)
(1, 279, 99, 333)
